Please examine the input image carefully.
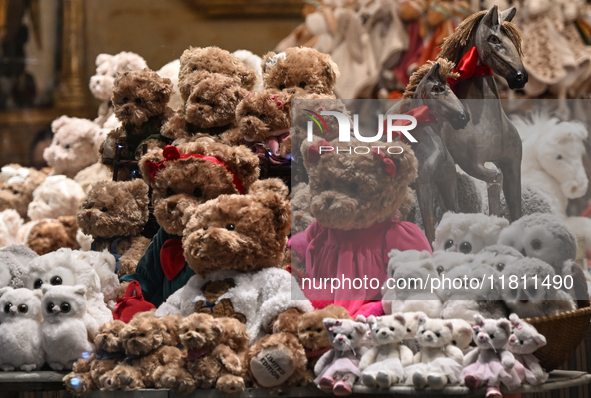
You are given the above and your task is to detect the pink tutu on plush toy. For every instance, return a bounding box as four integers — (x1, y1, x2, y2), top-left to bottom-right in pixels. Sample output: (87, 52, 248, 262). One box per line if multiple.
(314, 357, 361, 385)
(462, 359, 521, 389)
(405, 357, 463, 384)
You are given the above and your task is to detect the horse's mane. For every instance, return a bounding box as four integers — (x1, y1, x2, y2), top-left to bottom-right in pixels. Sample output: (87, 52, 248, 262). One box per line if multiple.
(402, 59, 460, 99)
(438, 10, 523, 64)
(511, 111, 588, 143)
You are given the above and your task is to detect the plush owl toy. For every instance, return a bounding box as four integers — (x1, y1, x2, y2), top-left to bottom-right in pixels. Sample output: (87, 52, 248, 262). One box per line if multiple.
(0, 287, 44, 371)
(433, 212, 509, 254)
(498, 213, 589, 302)
(41, 285, 95, 371)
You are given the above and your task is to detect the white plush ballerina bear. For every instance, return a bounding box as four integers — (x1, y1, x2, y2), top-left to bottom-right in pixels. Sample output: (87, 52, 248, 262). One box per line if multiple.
(382, 249, 442, 317)
(498, 212, 589, 301)
(403, 314, 463, 389)
(24, 248, 114, 330)
(433, 212, 509, 254)
(41, 285, 94, 371)
(462, 314, 521, 397)
(0, 287, 44, 371)
(507, 314, 548, 385)
(359, 313, 413, 388)
(448, 319, 473, 353)
(501, 257, 575, 318)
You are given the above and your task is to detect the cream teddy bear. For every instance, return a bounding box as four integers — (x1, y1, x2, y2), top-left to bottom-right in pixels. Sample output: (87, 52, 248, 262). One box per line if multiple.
(27, 175, 85, 221)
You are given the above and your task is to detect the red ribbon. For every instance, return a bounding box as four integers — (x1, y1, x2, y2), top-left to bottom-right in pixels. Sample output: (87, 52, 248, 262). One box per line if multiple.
(305, 346, 331, 358)
(187, 347, 211, 361)
(447, 47, 493, 92)
(160, 238, 186, 281)
(146, 145, 246, 194)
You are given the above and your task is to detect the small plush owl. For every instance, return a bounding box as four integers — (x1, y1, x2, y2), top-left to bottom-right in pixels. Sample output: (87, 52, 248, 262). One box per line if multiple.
(0, 287, 44, 371)
(41, 285, 94, 371)
(433, 212, 509, 254)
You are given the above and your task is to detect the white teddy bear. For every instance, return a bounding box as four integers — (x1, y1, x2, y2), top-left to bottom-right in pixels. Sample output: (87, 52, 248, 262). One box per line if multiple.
(433, 212, 509, 254)
(43, 116, 102, 179)
(359, 313, 414, 388)
(0, 245, 37, 289)
(27, 175, 86, 221)
(0, 209, 23, 249)
(0, 287, 44, 371)
(507, 314, 548, 385)
(41, 285, 95, 371)
(24, 248, 114, 329)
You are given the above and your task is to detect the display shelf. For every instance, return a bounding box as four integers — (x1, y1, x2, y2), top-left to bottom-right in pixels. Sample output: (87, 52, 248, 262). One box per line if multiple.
(0, 370, 68, 391)
(73, 370, 591, 398)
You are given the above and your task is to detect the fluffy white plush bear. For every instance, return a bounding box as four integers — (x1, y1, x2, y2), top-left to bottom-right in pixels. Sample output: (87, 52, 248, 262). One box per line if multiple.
(0, 209, 24, 249)
(43, 116, 102, 179)
(359, 313, 413, 388)
(433, 212, 509, 254)
(507, 314, 548, 385)
(24, 248, 113, 328)
(471, 244, 523, 273)
(0, 287, 44, 371)
(233, 50, 263, 92)
(0, 245, 37, 288)
(448, 319, 473, 353)
(27, 175, 86, 221)
(41, 285, 95, 370)
(382, 250, 442, 317)
(403, 314, 463, 389)
(156, 59, 183, 111)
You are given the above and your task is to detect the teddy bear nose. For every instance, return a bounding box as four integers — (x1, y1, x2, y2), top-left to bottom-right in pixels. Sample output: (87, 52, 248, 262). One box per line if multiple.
(381, 331, 387, 336)
(246, 120, 252, 126)
(86, 209, 93, 216)
(337, 336, 344, 341)
(510, 336, 516, 343)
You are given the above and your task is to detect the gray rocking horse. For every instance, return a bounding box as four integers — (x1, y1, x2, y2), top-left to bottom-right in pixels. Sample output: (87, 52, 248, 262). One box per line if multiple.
(387, 59, 470, 245)
(438, 5, 527, 221)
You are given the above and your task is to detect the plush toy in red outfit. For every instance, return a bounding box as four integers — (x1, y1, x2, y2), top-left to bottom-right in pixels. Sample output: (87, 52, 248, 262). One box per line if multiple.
(290, 136, 431, 319)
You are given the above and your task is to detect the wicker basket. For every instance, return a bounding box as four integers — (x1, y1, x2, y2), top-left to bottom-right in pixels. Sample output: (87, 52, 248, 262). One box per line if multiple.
(523, 300, 591, 371)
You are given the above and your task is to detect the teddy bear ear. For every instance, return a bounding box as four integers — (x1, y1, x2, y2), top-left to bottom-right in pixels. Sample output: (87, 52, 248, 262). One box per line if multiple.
(533, 333, 547, 347)
(139, 147, 166, 185)
(417, 313, 428, 326)
(51, 116, 72, 133)
(498, 319, 512, 336)
(473, 313, 485, 326)
(95, 53, 112, 67)
(238, 69, 257, 92)
(393, 313, 406, 326)
(323, 317, 338, 330)
(0, 287, 12, 298)
(261, 51, 277, 74)
(249, 179, 289, 199)
(253, 186, 291, 235)
(319, 53, 340, 91)
(181, 205, 199, 229)
(508, 313, 521, 329)
(218, 145, 260, 189)
(366, 315, 376, 325)
(41, 285, 50, 295)
(58, 216, 79, 236)
(443, 320, 454, 333)
(33, 289, 43, 300)
(127, 179, 150, 207)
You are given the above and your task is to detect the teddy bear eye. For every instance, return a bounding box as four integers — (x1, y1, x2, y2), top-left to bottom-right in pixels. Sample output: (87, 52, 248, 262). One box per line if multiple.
(436, 266, 444, 275)
(333, 332, 337, 337)
(299, 81, 307, 89)
(407, 328, 411, 333)
(50, 276, 62, 285)
(34, 280, 43, 289)
(496, 263, 505, 271)
(18, 304, 28, 313)
(259, 114, 266, 120)
(194, 97, 202, 103)
(459, 242, 472, 253)
(65, 144, 70, 149)
(114, 333, 118, 337)
(166, 188, 175, 196)
(226, 224, 235, 231)
(347, 335, 352, 339)
(531, 239, 542, 250)
(46, 302, 54, 312)
(101, 207, 108, 212)
(123, 97, 129, 103)
(139, 333, 146, 337)
(193, 188, 203, 197)
(489, 333, 495, 339)
(279, 84, 286, 90)
(435, 332, 441, 337)
(61, 303, 71, 313)
(4, 303, 11, 313)
(421, 330, 426, 334)
(306, 327, 311, 331)
(135, 98, 142, 105)
(520, 340, 524, 345)
(316, 328, 322, 333)
(390, 327, 395, 331)
(12, 190, 19, 195)
(192, 67, 197, 72)
(167, 329, 171, 334)
(195, 328, 201, 332)
(452, 340, 457, 345)
(444, 239, 453, 249)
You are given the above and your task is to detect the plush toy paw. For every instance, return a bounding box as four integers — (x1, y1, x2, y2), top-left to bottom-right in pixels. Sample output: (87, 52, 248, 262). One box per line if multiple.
(427, 375, 447, 390)
(48, 362, 64, 371)
(63, 373, 93, 395)
(376, 371, 394, 388)
(361, 373, 377, 388)
(412, 372, 427, 389)
(333, 374, 355, 396)
(215, 346, 242, 374)
(486, 387, 502, 398)
(101, 372, 119, 391)
(250, 344, 296, 387)
(318, 375, 336, 391)
(501, 357, 515, 369)
(0, 364, 15, 372)
(217, 374, 246, 393)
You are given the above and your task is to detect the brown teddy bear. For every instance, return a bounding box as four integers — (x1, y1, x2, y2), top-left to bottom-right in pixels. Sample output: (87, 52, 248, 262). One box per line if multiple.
(290, 137, 431, 319)
(119, 142, 260, 309)
(160, 313, 248, 393)
(100, 68, 174, 175)
(295, 304, 353, 382)
(0, 166, 47, 221)
(161, 73, 247, 144)
(235, 89, 293, 159)
(63, 320, 127, 394)
(77, 180, 151, 277)
(261, 47, 340, 95)
(178, 46, 258, 101)
(24, 216, 80, 255)
(155, 178, 313, 389)
(101, 315, 188, 391)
